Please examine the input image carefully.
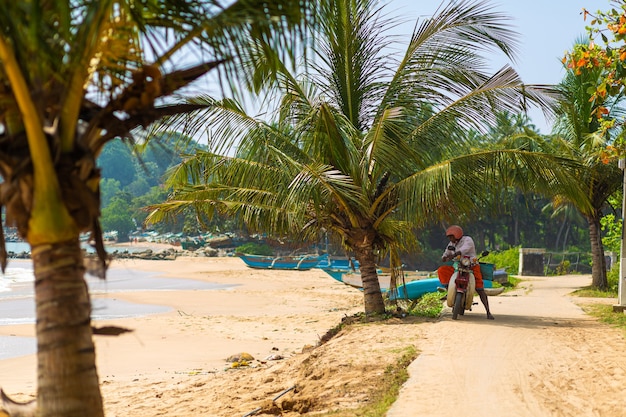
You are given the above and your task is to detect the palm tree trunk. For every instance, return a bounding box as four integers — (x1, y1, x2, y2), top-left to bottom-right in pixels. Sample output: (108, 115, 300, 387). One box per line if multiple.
(586, 212, 607, 289)
(555, 217, 565, 251)
(32, 240, 104, 417)
(562, 224, 570, 253)
(352, 242, 385, 315)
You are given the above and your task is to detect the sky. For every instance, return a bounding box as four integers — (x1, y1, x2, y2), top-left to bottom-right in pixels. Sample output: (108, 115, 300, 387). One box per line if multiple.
(384, 0, 611, 133)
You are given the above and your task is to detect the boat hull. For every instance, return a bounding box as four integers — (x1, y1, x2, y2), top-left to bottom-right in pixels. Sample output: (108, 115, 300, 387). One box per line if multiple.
(322, 269, 429, 291)
(238, 254, 324, 270)
(316, 257, 359, 270)
(392, 278, 494, 300)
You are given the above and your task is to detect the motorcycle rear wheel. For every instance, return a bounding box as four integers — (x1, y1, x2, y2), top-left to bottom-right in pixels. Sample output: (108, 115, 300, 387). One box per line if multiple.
(452, 292, 464, 320)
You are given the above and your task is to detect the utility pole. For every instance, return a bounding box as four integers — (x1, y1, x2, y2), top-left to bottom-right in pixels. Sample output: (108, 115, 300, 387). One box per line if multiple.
(616, 159, 626, 312)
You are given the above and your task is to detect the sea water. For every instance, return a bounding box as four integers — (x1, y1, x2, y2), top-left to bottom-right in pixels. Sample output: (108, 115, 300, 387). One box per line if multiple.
(0, 259, 235, 360)
(4, 241, 149, 255)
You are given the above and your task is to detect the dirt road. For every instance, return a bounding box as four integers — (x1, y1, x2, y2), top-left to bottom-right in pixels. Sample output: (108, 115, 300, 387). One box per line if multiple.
(387, 274, 626, 417)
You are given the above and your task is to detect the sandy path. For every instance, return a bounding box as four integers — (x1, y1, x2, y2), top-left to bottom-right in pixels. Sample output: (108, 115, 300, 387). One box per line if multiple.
(387, 274, 626, 417)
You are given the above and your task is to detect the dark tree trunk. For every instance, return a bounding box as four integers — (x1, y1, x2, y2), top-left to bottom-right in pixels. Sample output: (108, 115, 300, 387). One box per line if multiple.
(586, 212, 607, 289)
(32, 239, 104, 417)
(562, 224, 570, 253)
(555, 217, 565, 251)
(349, 229, 385, 315)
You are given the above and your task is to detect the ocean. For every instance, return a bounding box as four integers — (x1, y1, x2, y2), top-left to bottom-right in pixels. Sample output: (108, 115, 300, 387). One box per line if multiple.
(5, 240, 149, 254)
(0, 257, 235, 360)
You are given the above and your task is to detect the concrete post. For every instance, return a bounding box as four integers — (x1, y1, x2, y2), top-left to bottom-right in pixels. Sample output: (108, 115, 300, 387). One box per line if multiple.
(616, 159, 626, 312)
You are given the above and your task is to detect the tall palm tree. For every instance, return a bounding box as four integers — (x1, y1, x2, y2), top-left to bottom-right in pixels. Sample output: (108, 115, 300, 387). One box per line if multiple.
(0, 1, 315, 416)
(149, 0, 588, 314)
(550, 41, 626, 289)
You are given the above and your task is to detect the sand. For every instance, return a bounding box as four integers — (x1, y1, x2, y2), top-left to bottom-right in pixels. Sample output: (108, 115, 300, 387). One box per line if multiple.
(1, 255, 626, 417)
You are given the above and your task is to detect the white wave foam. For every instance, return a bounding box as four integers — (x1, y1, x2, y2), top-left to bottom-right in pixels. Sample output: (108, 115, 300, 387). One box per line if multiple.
(0, 265, 34, 293)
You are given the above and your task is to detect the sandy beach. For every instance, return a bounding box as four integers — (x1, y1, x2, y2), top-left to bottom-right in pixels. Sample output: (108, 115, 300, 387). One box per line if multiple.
(2, 252, 626, 417)
(0, 254, 373, 415)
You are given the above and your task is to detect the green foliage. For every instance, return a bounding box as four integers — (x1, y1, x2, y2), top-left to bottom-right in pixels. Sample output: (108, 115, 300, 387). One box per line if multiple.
(100, 178, 121, 208)
(507, 275, 522, 288)
(607, 261, 620, 293)
(481, 246, 520, 275)
(97, 135, 211, 235)
(408, 292, 444, 318)
(601, 213, 622, 253)
(556, 260, 571, 275)
(99, 140, 136, 187)
(573, 287, 617, 298)
(100, 194, 136, 241)
(130, 186, 172, 232)
(235, 242, 274, 256)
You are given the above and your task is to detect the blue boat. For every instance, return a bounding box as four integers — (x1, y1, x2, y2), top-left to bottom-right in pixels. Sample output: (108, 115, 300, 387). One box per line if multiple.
(238, 253, 325, 270)
(322, 268, 429, 291)
(391, 277, 494, 300)
(316, 256, 359, 270)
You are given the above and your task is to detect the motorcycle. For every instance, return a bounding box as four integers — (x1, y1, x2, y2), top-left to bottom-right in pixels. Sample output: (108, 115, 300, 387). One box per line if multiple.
(446, 250, 489, 320)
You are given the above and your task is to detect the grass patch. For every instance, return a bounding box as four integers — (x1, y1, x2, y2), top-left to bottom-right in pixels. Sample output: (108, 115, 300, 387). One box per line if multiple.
(389, 291, 444, 318)
(579, 303, 626, 333)
(506, 275, 522, 287)
(316, 346, 418, 417)
(409, 292, 443, 318)
(572, 286, 618, 298)
(492, 275, 522, 293)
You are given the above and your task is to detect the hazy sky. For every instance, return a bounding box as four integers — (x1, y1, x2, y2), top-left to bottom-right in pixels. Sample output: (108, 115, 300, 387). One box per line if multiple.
(385, 0, 610, 133)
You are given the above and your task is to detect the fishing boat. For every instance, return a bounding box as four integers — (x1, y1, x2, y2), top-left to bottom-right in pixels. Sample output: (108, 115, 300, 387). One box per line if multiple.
(237, 253, 326, 270)
(316, 256, 360, 270)
(391, 276, 497, 301)
(322, 268, 429, 291)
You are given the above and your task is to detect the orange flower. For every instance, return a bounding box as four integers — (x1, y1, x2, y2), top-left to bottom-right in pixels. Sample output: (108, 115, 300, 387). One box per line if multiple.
(595, 106, 609, 118)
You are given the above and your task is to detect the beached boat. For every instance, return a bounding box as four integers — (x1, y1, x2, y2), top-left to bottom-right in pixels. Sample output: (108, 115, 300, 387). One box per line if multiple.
(237, 253, 326, 270)
(316, 256, 360, 270)
(322, 269, 429, 291)
(391, 276, 496, 301)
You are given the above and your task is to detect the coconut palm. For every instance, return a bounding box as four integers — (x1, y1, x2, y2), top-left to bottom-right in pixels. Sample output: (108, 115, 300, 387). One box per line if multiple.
(550, 42, 626, 289)
(0, 1, 315, 415)
(148, 0, 588, 315)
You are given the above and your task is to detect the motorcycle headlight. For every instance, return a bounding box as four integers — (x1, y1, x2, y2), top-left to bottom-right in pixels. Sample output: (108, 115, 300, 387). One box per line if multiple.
(461, 257, 471, 267)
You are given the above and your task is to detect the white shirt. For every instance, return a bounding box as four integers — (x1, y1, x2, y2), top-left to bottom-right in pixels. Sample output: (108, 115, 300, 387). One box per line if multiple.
(442, 235, 476, 259)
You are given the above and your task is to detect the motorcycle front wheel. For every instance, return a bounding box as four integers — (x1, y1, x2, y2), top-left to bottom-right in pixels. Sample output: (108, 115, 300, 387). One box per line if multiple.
(452, 292, 464, 320)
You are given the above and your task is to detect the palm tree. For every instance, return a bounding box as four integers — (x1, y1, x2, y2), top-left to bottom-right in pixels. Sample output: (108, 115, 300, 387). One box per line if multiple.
(0, 1, 315, 416)
(148, 0, 588, 315)
(550, 42, 626, 289)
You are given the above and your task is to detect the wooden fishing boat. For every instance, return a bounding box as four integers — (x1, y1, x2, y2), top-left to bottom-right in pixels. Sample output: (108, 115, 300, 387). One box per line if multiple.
(392, 276, 498, 300)
(316, 256, 359, 270)
(237, 253, 325, 270)
(322, 268, 429, 291)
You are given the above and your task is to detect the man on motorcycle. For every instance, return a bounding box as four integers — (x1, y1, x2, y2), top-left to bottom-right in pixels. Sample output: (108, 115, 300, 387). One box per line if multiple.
(437, 225, 494, 320)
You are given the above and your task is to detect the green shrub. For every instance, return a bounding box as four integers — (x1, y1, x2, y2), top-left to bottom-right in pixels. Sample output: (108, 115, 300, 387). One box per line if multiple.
(481, 246, 519, 275)
(608, 261, 620, 293)
(235, 242, 274, 256)
(410, 292, 443, 318)
(556, 260, 571, 275)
